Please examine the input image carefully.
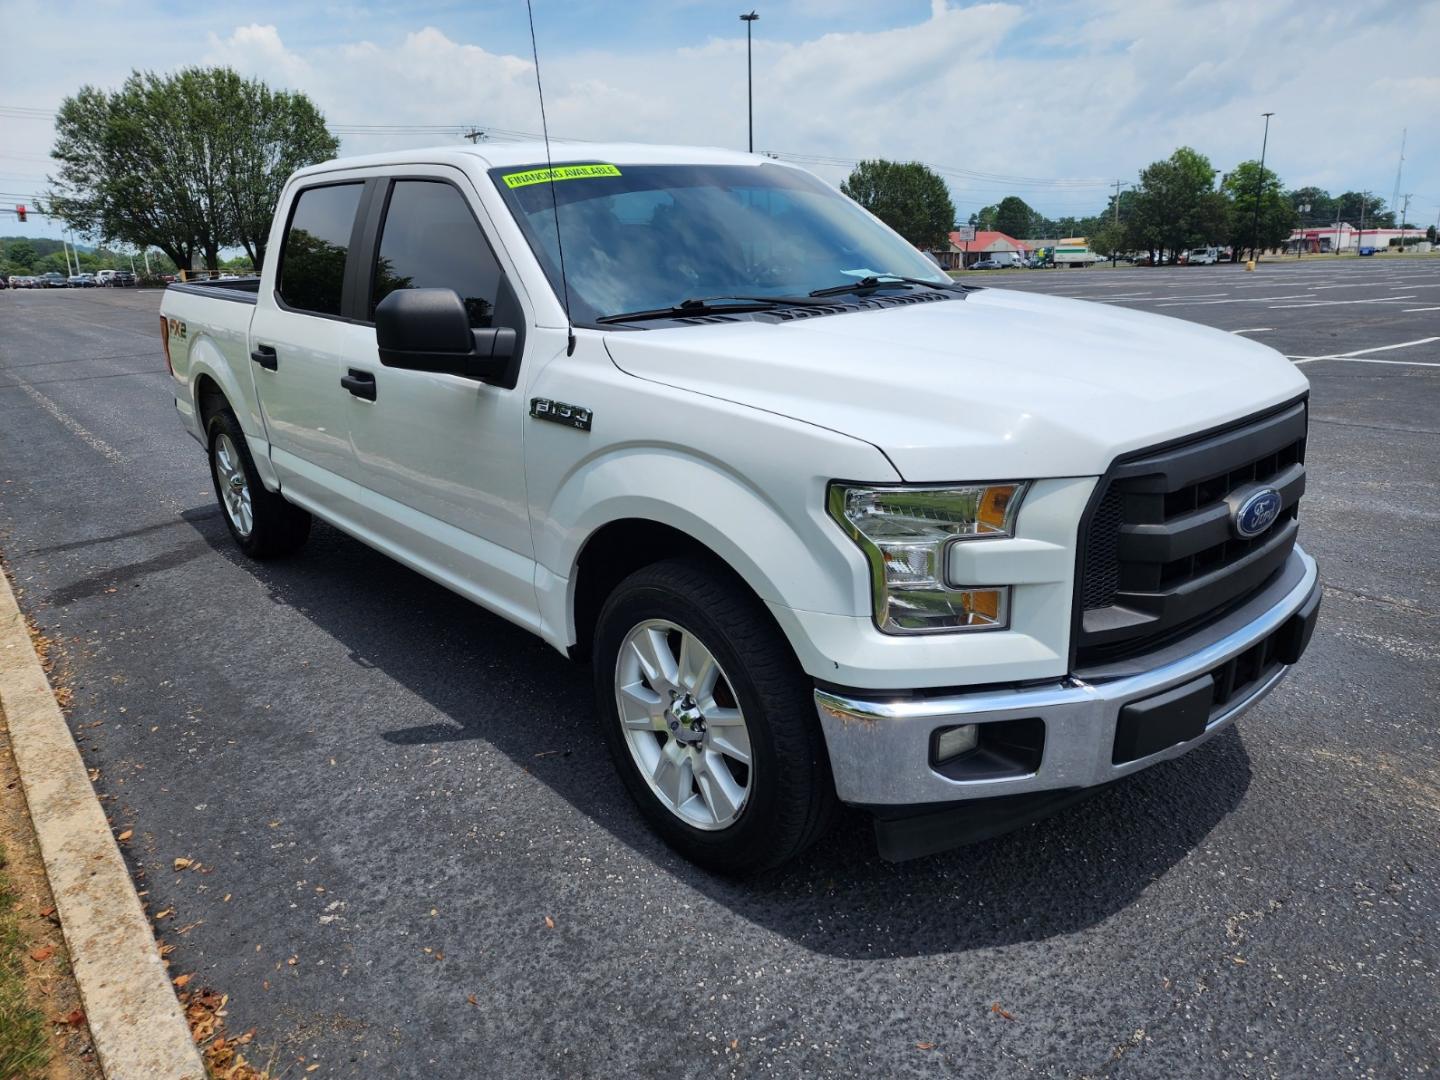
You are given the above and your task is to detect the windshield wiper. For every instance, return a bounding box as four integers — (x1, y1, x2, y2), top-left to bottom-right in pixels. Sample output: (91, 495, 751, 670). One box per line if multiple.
(808, 274, 956, 298)
(595, 294, 831, 324)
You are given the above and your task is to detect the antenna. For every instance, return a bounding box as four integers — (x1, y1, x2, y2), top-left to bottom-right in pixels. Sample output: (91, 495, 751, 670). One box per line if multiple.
(525, 0, 575, 356)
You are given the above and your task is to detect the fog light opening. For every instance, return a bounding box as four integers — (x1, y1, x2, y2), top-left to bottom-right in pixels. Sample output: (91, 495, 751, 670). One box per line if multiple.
(934, 724, 979, 763)
(929, 717, 1047, 781)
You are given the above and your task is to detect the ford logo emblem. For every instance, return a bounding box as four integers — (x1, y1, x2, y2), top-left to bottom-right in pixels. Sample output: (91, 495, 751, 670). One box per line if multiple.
(1233, 487, 1282, 538)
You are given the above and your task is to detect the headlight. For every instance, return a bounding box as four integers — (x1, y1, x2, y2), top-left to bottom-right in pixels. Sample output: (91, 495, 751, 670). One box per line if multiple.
(827, 482, 1028, 634)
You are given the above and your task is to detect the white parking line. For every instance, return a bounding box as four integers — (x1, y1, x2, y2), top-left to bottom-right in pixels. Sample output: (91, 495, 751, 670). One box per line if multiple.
(1157, 295, 1312, 307)
(1402, 306, 1440, 313)
(1229, 327, 1274, 334)
(1269, 295, 1417, 309)
(1289, 337, 1440, 366)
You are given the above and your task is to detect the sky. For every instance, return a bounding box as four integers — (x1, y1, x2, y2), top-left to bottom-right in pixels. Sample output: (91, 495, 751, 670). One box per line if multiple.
(2, 0, 1437, 241)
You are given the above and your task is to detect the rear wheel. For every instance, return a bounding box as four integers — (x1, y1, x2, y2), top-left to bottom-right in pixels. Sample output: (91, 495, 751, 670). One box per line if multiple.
(206, 410, 311, 559)
(593, 558, 837, 873)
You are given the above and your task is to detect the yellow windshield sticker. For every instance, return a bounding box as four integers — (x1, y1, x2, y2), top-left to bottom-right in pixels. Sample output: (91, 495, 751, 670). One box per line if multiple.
(503, 163, 621, 188)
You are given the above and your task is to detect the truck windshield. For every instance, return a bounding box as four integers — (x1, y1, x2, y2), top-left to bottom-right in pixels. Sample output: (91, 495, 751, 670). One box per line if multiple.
(490, 161, 951, 325)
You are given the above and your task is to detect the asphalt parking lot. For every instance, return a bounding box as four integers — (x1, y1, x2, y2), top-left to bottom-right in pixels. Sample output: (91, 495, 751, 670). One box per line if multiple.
(1, 258, 1437, 1078)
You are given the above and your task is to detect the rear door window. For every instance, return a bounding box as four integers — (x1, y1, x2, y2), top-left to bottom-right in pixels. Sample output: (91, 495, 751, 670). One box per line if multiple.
(371, 180, 502, 328)
(277, 183, 364, 317)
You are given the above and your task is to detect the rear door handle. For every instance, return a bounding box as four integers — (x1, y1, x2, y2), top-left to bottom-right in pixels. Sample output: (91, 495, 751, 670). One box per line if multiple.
(250, 344, 278, 370)
(341, 369, 377, 401)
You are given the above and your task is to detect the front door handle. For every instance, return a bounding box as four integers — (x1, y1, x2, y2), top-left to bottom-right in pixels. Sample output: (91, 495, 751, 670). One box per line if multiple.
(250, 344, 278, 370)
(341, 368, 377, 401)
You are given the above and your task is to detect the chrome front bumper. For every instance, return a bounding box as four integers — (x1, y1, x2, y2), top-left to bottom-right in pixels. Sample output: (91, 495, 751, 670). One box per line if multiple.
(815, 547, 1319, 807)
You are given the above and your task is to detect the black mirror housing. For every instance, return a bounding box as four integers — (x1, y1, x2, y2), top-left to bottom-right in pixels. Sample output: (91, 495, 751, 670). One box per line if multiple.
(375, 287, 521, 388)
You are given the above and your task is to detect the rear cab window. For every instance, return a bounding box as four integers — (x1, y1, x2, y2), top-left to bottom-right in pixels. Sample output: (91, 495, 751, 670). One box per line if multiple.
(277, 182, 365, 316)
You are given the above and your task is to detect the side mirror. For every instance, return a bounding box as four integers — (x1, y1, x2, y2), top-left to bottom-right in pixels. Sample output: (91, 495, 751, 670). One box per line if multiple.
(375, 288, 518, 386)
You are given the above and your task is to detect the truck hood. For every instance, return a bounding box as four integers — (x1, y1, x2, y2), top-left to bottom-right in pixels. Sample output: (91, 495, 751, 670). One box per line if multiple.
(603, 288, 1309, 481)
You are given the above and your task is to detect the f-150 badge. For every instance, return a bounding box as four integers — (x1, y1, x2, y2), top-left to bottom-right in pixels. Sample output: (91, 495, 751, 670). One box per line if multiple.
(530, 398, 592, 432)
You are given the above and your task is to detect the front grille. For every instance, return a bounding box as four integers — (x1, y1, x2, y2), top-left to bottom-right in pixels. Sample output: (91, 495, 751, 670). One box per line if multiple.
(1075, 398, 1308, 664)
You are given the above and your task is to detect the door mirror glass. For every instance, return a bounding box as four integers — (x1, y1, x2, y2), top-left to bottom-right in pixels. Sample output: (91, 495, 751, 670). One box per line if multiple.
(375, 288, 516, 382)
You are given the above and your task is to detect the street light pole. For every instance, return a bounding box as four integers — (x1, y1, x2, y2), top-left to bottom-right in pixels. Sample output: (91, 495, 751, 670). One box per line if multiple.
(740, 11, 758, 153)
(1250, 112, 1274, 263)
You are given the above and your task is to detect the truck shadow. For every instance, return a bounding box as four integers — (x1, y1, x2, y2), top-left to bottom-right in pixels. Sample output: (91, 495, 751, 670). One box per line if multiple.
(185, 510, 1251, 960)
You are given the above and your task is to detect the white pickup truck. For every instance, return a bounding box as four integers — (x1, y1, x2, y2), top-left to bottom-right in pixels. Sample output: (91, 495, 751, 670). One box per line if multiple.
(161, 143, 1320, 871)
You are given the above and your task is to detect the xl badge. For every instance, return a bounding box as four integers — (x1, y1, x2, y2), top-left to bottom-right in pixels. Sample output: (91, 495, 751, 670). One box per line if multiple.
(530, 398, 592, 432)
(1232, 487, 1281, 538)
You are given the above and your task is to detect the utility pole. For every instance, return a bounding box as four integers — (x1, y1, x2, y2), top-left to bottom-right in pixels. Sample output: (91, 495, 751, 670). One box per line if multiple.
(1111, 179, 1123, 266)
(1249, 112, 1274, 266)
(462, 128, 486, 143)
(740, 11, 759, 153)
(1357, 191, 1368, 255)
(1389, 128, 1406, 232)
(1400, 192, 1413, 249)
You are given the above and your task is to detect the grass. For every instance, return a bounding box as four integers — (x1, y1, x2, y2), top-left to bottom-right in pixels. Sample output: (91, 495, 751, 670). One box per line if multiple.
(0, 850, 51, 1079)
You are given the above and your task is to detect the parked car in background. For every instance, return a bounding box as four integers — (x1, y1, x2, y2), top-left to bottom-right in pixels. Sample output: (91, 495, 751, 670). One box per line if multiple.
(95, 269, 117, 286)
(969, 258, 1006, 270)
(39, 272, 68, 288)
(1186, 247, 1220, 266)
(68, 273, 97, 287)
(111, 270, 137, 287)
(161, 143, 1321, 871)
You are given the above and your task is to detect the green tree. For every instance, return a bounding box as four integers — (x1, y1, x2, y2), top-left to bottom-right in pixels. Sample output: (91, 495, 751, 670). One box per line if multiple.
(207, 69, 336, 268)
(1222, 160, 1296, 258)
(2, 238, 37, 270)
(841, 160, 956, 250)
(1287, 186, 1334, 226)
(1428, 225, 1438, 244)
(46, 68, 336, 273)
(1126, 147, 1227, 262)
(1088, 219, 1127, 261)
(1334, 191, 1392, 228)
(992, 195, 1035, 239)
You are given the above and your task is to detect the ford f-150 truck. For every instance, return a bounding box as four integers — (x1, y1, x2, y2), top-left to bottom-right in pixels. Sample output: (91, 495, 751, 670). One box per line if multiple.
(161, 143, 1320, 872)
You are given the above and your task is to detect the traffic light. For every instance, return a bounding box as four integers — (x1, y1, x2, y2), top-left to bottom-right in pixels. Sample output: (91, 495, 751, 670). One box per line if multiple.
(15, 205, 25, 223)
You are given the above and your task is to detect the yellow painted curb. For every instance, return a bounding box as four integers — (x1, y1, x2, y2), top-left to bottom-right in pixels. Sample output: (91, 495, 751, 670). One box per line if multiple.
(0, 568, 203, 1079)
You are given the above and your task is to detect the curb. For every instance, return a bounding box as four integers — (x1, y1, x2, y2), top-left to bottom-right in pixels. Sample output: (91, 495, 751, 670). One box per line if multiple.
(0, 568, 203, 1078)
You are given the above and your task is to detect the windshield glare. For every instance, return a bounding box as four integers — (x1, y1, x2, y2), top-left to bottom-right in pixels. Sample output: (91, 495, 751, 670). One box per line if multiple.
(491, 162, 949, 323)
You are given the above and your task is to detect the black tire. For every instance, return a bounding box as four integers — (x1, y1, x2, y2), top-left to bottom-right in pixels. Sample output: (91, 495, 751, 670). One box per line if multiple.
(206, 410, 311, 559)
(593, 557, 837, 873)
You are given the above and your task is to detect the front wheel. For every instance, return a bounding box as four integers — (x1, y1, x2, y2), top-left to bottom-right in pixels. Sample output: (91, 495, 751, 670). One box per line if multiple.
(593, 558, 837, 873)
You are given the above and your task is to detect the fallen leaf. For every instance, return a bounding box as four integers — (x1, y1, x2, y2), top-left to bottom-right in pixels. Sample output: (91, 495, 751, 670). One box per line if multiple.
(916, 1041, 936, 1050)
(154, 908, 175, 920)
(38, 905, 55, 918)
(1233, 956, 1248, 965)
(173, 857, 192, 871)
(729, 1039, 739, 1051)
(287, 956, 298, 966)
(30, 945, 54, 962)
(466, 994, 478, 1006)
(223, 894, 232, 903)
(173, 974, 192, 988)
(544, 915, 555, 929)
(117, 829, 133, 842)
(991, 1002, 1016, 1022)
(307, 1065, 320, 1073)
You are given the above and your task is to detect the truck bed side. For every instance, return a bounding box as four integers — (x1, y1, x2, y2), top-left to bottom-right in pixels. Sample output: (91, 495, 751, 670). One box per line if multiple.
(161, 281, 274, 486)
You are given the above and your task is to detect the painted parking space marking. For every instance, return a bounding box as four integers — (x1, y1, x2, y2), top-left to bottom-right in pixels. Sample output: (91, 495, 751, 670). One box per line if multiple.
(1289, 337, 1440, 367)
(1269, 296, 1416, 309)
(1229, 328, 1274, 334)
